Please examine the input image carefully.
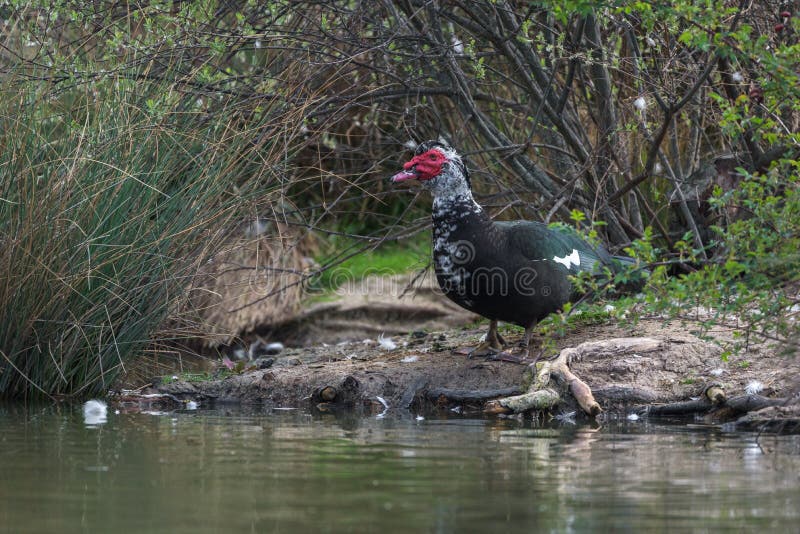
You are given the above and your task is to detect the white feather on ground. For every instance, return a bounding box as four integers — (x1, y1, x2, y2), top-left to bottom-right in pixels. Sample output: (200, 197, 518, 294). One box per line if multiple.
(377, 333, 397, 350)
(745, 380, 764, 395)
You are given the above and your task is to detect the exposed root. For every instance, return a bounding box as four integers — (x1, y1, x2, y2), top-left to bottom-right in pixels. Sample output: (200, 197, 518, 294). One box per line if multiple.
(485, 337, 664, 417)
(485, 389, 559, 414)
(558, 337, 665, 363)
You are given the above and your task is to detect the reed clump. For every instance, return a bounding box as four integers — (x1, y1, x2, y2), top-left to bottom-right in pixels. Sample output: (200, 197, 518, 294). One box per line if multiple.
(0, 75, 300, 398)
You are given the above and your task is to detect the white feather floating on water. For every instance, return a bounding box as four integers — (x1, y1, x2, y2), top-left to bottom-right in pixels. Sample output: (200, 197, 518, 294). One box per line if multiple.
(83, 400, 108, 426)
(555, 411, 576, 424)
(376, 396, 389, 419)
(378, 333, 397, 351)
(627, 413, 640, 421)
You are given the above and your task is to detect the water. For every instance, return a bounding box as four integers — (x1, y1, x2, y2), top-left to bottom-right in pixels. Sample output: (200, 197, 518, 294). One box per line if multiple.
(1, 404, 799, 533)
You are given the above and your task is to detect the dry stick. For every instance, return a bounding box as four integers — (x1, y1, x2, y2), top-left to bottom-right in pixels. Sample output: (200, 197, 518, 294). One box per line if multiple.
(412, 6, 557, 227)
(592, 385, 660, 404)
(658, 148, 708, 259)
(431, 5, 562, 197)
(553, 348, 602, 417)
(609, 0, 750, 206)
(491, 7, 590, 160)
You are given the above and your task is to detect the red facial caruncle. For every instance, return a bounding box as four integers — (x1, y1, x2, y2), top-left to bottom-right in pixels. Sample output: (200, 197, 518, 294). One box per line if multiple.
(391, 149, 447, 182)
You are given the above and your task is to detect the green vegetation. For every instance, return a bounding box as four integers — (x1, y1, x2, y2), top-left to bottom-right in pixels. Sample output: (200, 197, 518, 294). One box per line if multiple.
(311, 235, 430, 293)
(0, 76, 296, 398)
(0, 1, 312, 398)
(159, 371, 231, 384)
(0, 1, 797, 398)
(632, 166, 800, 356)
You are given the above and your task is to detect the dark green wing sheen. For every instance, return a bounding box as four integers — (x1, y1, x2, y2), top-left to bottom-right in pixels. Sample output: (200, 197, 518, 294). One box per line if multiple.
(497, 221, 612, 273)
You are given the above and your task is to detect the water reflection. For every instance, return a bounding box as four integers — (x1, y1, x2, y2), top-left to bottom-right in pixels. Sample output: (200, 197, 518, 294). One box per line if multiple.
(1, 403, 798, 533)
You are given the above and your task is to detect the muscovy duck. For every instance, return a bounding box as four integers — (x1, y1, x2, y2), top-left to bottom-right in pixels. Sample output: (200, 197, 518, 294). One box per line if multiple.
(392, 140, 637, 357)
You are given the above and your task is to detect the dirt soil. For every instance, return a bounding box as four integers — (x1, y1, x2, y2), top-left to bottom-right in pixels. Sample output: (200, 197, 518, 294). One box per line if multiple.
(127, 272, 800, 431)
(147, 316, 800, 430)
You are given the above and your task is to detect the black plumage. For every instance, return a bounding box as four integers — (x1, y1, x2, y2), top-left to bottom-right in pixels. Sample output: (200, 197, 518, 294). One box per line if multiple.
(392, 140, 636, 356)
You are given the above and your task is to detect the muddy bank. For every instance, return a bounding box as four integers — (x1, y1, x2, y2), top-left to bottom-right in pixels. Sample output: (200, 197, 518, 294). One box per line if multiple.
(145, 318, 800, 430)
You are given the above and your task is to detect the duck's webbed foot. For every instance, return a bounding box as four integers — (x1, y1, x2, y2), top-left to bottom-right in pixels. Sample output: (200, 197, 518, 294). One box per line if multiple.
(467, 320, 505, 358)
(491, 322, 542, 365)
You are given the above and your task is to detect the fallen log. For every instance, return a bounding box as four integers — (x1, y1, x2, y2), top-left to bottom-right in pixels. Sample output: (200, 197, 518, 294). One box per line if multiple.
(592, 385, 661, 404)
(637, 387, 786, 420)
(636, 384, 727, 416)
(709, 394, 787, 419)
(426, 386, 523, 404)
(640, 398, 712, 416)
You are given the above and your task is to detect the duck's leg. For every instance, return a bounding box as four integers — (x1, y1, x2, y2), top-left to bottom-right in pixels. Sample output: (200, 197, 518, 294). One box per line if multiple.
(521, 321, 544, 365)
(467, 320, 505, 358)
(520, 322, 535, 351)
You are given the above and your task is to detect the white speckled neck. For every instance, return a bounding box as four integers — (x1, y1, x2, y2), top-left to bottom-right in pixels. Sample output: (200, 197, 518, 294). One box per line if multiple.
(428, 157, 488, 291)
(426, 162, 483, 220)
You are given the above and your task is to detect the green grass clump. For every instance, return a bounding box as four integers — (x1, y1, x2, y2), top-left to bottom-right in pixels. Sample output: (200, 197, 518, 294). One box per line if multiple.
(0, 76, 296, 399)
(311, 235, 430, 293)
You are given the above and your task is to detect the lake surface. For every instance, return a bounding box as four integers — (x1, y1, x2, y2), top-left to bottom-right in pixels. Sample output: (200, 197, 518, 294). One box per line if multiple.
(1, 403, 799, 533)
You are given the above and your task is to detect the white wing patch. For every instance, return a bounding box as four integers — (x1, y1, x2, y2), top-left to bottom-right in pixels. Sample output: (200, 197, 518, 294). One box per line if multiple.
(552, 249, 580, 270)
